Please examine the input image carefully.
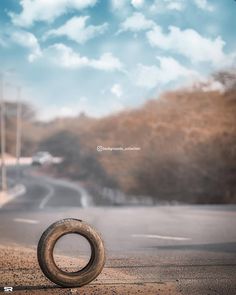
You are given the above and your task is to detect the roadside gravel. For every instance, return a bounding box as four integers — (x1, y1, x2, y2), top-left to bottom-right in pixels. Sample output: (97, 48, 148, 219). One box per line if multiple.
(0, 245, 180, 295)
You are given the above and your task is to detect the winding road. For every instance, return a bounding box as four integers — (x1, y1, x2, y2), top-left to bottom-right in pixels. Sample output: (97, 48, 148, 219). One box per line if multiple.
(2, 166, 89, 210)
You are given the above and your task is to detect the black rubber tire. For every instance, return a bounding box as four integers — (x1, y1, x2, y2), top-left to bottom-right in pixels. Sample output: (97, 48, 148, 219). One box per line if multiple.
(37, 218, 106, 287)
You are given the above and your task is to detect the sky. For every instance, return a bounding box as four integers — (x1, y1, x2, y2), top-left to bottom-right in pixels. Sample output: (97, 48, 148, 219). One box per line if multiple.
(0, 0, 235, 121)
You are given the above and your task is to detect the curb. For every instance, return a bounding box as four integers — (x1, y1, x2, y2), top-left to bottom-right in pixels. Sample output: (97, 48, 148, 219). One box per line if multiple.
(0, 184, 26, 208)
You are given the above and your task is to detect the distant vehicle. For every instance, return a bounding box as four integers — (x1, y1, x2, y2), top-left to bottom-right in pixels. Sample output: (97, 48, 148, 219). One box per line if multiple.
(32, 151, 53, 166)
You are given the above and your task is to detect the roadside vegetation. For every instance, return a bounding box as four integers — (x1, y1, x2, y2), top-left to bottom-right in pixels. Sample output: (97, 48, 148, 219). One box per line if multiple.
(2, 70, 236, 204)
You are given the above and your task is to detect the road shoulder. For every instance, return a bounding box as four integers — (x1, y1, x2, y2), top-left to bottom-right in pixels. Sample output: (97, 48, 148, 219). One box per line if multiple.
(0, 244, 181, 295)
(0, 185, 26, 208)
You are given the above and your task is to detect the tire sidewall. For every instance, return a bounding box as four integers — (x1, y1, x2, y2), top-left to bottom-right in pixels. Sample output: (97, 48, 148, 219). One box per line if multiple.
(37, 218, 105, 287)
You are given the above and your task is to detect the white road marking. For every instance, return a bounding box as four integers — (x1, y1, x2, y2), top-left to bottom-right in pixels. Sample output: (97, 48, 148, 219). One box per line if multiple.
(39, 176, 92, 208)
(13, 218, 39, 224)
(132, 234, 191, 241)
(39, 184, 54, 209)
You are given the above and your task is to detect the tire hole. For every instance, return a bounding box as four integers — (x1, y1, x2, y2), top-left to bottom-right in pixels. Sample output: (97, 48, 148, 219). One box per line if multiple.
(53, 233, 92, 273)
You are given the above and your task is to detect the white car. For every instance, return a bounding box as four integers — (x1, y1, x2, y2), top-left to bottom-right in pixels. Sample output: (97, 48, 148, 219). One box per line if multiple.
(32, 151, 53, 166)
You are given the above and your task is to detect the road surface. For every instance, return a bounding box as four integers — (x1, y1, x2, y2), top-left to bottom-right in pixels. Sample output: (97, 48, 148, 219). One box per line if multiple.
(2, 166, 89, 210)
(0, 166, 236, 294)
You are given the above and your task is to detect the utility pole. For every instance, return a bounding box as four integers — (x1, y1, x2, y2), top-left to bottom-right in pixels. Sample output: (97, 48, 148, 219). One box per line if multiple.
(0, 73, 7, 191)
(16, 86, 22, 181)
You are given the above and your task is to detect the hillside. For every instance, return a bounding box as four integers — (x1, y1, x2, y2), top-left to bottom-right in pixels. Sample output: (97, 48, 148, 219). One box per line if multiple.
(37, 70, 236, 204)
(2, 70, 236, 204)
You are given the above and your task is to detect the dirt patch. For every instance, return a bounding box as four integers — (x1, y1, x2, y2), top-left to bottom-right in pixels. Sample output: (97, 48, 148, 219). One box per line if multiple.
(0, 245, 181, 294)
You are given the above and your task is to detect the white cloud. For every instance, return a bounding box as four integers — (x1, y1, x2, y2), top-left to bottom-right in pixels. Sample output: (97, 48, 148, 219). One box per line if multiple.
(90, 52, 123, 71)
(150, 0, 214, 13)
(44, 43, 123, 71)
(119, 12, 155, 33)
(131, 0, 144, 8)
(166, 2, 184, 11)
(46, 43, 88, 68)
(111, 83, 123, 97)
(38, 95, 125, 120)
(194, 0, 214, 11)
(201, 79, 225, 93)
(38, 96, 90, 121)
(133, 56, 198, 89)
(10, 30, 42, 62)
(150, 0, 185, 13)
(147, 26, 226, 65)
(111, 0, 144, 10)
(9, 0, 97, 27)
(111, 0, 128, 10)
(111, 0, 146, 17)
(44, 16, 108, 44)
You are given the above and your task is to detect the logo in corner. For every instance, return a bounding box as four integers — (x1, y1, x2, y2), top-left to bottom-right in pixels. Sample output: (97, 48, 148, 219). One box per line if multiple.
(4, 287, 13, 292)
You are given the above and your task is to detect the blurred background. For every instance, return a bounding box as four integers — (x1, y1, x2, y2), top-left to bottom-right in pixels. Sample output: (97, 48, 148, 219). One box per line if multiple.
(0, 0, 235, 206)
(1, 70, 236, 206)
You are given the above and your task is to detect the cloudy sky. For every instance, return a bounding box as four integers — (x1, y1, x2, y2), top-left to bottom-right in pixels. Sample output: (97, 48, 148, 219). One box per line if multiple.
(0, 0, 235, 120)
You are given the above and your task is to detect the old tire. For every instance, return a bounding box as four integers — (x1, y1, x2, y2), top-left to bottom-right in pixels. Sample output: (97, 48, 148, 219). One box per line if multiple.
(37, 218, 105, 287)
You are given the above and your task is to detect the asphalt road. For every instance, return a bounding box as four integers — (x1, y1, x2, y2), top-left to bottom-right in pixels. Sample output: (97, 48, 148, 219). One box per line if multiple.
(2, 166, 90, 210)
(0, 166, 236, 294)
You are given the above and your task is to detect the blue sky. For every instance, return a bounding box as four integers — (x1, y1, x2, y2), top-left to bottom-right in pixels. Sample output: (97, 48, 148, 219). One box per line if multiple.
(0, 0, 235, 120)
